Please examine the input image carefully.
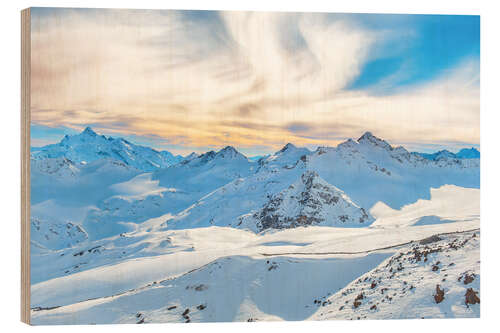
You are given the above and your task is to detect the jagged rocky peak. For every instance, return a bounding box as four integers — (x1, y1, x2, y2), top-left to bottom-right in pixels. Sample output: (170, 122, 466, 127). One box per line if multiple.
(198, 150, 217, 162)
(180, 152, 201, 165)
(357, 131, 393, 150)
(279, 143, 297, 153)
(62, 126, 103, 144)
(260, 143, 311, 167)
(191, 146, 247, 165)
(82, 126, 98, 136)
(216, 146, 246, 159)
(185, 152, 199, 160)
(336, 138, 357, 150)
(239, 170, 372, 232)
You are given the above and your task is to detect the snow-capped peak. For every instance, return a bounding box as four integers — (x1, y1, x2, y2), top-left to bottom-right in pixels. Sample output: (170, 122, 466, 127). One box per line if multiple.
(185, 152, 199, 159)
(259, 143, 311, 169)
(357, 131, 393, 151)
(456, 147, 480, 159)
(415, 148, 480, 161)
(216, 146, 245, 159)
(181, 152, 200, 164)
(180, 146, 249, 168)
(31, 127, 182, 172)
(336, 138, 357, 150)
(82, 126, 98, 137)
(279, 143, 297, 153)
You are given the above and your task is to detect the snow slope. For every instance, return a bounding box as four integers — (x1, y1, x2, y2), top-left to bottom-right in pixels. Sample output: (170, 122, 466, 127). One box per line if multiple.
(31, 228, 479, 324)
(80, 146, 256, 239)
(30, 183, 479, 310)
(31, 217, 88, 251)
(31, 253, 390, 324)
(370, 185, 479, 228)
(311, 230, 480, 320)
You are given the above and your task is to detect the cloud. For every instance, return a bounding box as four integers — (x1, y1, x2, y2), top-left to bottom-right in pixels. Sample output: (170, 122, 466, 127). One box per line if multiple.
(30, 9, 479, 154)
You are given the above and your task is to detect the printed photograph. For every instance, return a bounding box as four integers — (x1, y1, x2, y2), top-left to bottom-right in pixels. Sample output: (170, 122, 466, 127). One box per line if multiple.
(29, 8, 480, 324)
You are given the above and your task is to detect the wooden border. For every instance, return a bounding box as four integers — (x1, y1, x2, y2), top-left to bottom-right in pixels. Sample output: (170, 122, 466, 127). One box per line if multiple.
(21, 7, 31, 325)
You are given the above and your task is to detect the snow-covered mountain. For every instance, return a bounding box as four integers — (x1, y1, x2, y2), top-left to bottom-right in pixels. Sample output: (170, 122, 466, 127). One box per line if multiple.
(31, 127, 183, 172)
(415, 147, 480, 161)
(30, 130, 479, 239)
(238, 171, 372, 232)
(306, 132, 480, 209)
(28, 129, 481, 324)
(456, 147, 481, 159)
(180, 146, 249, 167)
(258, 143, 311, 170)
(80, 146, 255, 239)
(163, 157, 306, 231)
(134, 132, 479, 232)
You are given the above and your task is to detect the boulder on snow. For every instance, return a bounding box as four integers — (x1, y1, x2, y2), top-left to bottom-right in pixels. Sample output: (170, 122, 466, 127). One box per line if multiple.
(434, 284, 445, 304)
(465, 288, 480, 306)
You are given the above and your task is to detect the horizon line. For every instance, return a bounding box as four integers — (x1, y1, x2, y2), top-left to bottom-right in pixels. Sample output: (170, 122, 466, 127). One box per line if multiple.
(29, 125, 480, 157)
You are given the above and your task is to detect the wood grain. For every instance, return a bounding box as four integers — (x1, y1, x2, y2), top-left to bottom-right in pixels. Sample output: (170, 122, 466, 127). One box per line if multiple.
(21, 7, 31, 325)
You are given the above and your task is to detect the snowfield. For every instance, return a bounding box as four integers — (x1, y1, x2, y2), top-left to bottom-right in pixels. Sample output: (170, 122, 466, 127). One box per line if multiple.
(29, 128, 480, 324)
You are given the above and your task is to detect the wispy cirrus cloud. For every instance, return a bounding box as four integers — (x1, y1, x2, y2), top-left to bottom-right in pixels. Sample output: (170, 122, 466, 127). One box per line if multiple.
(30, 8, 479, 155)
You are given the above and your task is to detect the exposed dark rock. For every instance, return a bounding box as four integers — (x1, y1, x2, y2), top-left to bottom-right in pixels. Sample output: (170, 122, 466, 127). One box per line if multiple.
(464, 274, 475, 285)
(434, 284, 445, 304)
(465, 288, 480, 306)
(419, 235, 443, 245)
(459, 272, 476, 285)
(194, 284, 208, 291)
(353, 293, 364, 308)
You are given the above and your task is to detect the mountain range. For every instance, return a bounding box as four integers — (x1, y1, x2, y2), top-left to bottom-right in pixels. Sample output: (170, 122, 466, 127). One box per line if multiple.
(29, 127, 481, 323)
(415, 147, 480, 160)
(29, 127, 480, 243)
(31, 127, 183, 172)
(31, 127, 479, 174)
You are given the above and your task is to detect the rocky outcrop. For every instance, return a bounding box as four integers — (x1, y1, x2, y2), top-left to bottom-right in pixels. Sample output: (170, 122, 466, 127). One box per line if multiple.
(239, 171, 372, 232)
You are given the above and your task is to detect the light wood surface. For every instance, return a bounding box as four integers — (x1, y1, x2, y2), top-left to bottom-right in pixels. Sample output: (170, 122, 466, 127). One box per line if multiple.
(21, 7, 31, 325)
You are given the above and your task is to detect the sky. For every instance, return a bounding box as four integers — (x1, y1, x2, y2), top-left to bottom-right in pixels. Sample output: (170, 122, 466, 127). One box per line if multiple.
(30, 8, 480, 156)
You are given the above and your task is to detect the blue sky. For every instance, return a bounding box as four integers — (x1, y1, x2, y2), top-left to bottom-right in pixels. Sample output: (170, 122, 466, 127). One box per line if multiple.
(30, 9, 479, 155)
(346, 14, 479, 93)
